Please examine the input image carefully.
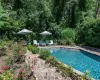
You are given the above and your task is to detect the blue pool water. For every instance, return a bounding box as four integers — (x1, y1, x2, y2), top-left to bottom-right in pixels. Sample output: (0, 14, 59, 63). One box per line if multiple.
(50, 48, 100, 80)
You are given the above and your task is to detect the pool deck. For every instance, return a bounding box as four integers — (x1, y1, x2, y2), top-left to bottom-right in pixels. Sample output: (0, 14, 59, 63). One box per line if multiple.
(39, 45, 100, 56)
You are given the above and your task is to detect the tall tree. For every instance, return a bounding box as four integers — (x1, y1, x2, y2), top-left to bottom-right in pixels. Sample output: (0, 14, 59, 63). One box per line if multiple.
(96, 0, 100, 18)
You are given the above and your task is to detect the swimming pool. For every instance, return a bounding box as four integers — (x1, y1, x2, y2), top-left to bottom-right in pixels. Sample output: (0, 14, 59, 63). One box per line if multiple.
(50, 48, 100, 80)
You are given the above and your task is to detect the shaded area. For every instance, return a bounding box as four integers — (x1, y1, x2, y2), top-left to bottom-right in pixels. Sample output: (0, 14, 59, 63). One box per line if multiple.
(80, 50, 100, 62)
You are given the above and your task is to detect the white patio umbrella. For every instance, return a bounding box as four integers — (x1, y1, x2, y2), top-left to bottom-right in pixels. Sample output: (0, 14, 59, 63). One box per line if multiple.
(40, 31, 52, 36)
(17, 29, 32, 34)
(17, 29, 33, 45)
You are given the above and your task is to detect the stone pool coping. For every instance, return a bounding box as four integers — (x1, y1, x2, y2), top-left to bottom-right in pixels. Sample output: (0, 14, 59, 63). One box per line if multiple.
(39, 45, 99, 80)
(39, 45, 100, 56)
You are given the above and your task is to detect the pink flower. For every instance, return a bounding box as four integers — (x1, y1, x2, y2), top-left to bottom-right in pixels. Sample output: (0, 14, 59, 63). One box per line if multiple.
(0, 70, 3, 74)
(18, 74, 23, 77)
(34, 56, 37, 58)
(34, 57, 37, 62)
(31, 65, 34, 69)
(28, 56, 30, 59)
(31, 60, 34, 64)
(34, 57, 37, 60)
(0, 66, 2, 69)
(20, 68, 24, 72)
(24, 55, 26, 58)
(3, 66, 8, 70)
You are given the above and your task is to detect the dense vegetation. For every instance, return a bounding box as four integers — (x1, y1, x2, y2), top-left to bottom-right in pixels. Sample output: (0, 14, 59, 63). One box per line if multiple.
(0, 0, 100, 48)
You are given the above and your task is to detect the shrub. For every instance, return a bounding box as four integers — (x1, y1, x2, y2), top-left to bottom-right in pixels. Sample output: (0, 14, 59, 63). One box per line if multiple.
(27, 45, 33, 51)
(6, 44, 26, 66)
(57, 40, 67, 45)
(0, 69, 14, 80)
(17, 68, 24, 80)
(61, 28, 76, 45)
(13, 45, 26, 63)
(31, 47, 40, 54)
(27, 45, 40, 54)
(46, 56, 59, 67)
(57, 40, 75, 46)
(39, 50, 50, 60)
(13, 44, 26, 54)
(0, 41, 13, 48)
(0, 47, 6, 56)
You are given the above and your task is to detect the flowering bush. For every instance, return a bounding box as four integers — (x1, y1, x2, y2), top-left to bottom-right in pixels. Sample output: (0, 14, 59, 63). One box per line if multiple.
(17, 68, 24, 80)
(6, 44, 27, 67)
(3, 66, 8, 70)
(13, 44, 26, 54)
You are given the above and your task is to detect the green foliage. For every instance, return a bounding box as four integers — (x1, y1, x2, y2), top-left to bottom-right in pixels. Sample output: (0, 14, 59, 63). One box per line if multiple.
(46, 56, 75, 78)
(77, 18, 100, 48)
(0, 40, 13, 47)
(0, 40, 13, 56)
(6, 44, 26, 67)
(13, 44, 26, 63)
(45, 56, 59, 66)
(46, 56, 92, 80)
(0, 10, 25, 39)
(82, 70, 92, 80)
(0, 47, 6, 56)
(39, 50, 50, 60)
(27, 45, 33, 51)
(27, 45, 40, 54)
(1, 0, 100, 48)
(31, 47, 40, 54)
(61, 28, 76, 45)
(0, 69, 14, 80)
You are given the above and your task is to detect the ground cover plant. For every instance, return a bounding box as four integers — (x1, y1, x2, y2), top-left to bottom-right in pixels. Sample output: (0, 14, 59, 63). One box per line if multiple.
(46, 56, 93, 80)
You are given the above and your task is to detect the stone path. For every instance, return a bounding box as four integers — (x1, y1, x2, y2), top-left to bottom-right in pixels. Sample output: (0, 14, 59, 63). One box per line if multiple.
(25, 50, 72, 80)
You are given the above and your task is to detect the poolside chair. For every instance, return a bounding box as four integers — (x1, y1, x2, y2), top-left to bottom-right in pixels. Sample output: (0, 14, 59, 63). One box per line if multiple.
(33, 40, 39, 46)
(46, 40, 49, 46)
(39, 40, 46, 46)
(49, 40, 54, 46)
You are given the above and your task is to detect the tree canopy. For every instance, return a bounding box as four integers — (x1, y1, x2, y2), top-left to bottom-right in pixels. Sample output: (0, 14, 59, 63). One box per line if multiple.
(0, 0, 100, 48)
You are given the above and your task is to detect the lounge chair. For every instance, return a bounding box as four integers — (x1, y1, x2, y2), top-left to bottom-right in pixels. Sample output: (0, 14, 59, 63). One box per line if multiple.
(39, 40, 46, 46)
(49, 40, 54, 45)
(46, 40, 49, 46)
(33, 40, 39, 46)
